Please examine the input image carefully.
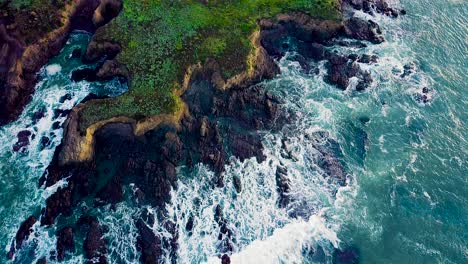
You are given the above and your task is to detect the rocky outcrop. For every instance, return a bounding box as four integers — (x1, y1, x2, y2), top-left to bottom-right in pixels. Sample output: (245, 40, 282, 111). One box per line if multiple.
(214, 205, 235, 255)
(342, 0, 405, 17)
(78, 216, 107, 264)
(275, 165, 291, 208)
(136, 219, 163, 264)
(56, 226, 75, 261)
(0, 0, 122, 125)
(344, 17, 383, 44)
(7, 215, 36, 259)
(11, 1, 402, 261)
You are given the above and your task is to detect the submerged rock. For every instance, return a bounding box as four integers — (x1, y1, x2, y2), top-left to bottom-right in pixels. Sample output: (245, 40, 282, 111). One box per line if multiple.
(312, 132, 349, 186)
(333, 246, 360, 264)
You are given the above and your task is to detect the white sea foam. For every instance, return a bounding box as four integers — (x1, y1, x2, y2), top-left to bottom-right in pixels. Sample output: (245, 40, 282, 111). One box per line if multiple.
(206, 214, 338, 264)
(45, 64, 62, 76)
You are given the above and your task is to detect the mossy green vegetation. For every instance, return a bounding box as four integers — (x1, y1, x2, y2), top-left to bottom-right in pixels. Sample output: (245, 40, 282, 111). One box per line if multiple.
(80, 0, 341, 130)
(2, 0, 67, 45)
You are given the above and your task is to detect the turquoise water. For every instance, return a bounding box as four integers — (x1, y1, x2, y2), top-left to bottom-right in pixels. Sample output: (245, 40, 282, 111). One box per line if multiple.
(338, 1, 468, 263)
(0, 1, 467, 263)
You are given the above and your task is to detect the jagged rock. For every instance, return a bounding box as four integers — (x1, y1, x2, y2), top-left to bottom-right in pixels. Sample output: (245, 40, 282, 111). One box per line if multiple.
(185, 215, 194, 233)
(78, 216, 107, 264)
(344, 17, 384, 44)
(358, 54, 378, 64)
(32, 108, 46, 123)
(84, 40, 121, 63)
(13, 130, 32, 151)
(228, 131, 266, 163)
(343, 0, 403, 17)
(7, 215, 36, 258)
(325, 52, 373, 90)
(40, 136, 50, 150)
(0, 0, 121, 125)
(53, 109, 71, 119)
(42, 186, 73, 226)
(95, 173, 123, 206)
(52, 121, 61, 130)
(233, 175, 242, 193)
(96, 59, 128, 79)
(59, 93, 72, 103)
(136, 219, 162, 264)
(36, 257, 47, 264)
(214, 205, 234, 254)
(57, 226, 75, 261)
(92, 0, 123, 27)
(276, 165, 291, 208)
(222, 254, 231, 264)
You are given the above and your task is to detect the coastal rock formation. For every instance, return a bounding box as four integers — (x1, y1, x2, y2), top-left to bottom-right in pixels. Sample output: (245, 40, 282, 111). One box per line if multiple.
(136, 218, 163, 264)
(0, 0, 122, 125)
(8, 0, 403, 261)
(7, 215, 36, 259)
(56, 227, 75, 261)
(78, 216, 107, 264)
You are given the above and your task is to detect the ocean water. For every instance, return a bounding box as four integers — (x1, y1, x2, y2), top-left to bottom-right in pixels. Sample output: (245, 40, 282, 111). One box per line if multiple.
(0, 1, 467, 263)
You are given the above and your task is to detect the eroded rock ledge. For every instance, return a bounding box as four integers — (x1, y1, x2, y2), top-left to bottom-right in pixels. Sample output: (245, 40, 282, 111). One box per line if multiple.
(8, 0, 404, 262)
(0, 0, 122, 125)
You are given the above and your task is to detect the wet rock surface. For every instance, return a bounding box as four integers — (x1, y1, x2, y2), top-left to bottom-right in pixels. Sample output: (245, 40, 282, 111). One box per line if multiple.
(78, 216, 107, 264)
(136, 218, 163, 264)
(275, 165, 291, 208)
(343, 0, 404, 17)
(7, 215, 36, 258)
(214, 205, 235, 255)
(13, 130, 32, 152)
(56, 226, 75, 261)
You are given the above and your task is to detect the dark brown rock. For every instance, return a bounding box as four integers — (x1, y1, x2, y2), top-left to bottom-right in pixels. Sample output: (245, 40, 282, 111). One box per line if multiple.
(344, 17, 384, 44)
(42, 186, 73, 226)
(276, 165, 291, 208)
(136, 219, 162, 264)
(8, 215, 36, 258)
(57, 226, 75, 261)
(78, 216, 107, 264)
(13, 130, 32, 152)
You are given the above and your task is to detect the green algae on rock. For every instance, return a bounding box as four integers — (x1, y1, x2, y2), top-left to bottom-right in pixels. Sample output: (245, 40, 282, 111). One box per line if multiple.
(79, 0, 341, 130)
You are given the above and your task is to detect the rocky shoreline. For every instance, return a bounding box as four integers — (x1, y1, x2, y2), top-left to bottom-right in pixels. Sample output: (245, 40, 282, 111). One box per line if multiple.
(0, 0, 122, 125)
(6, 1, 405, 263)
